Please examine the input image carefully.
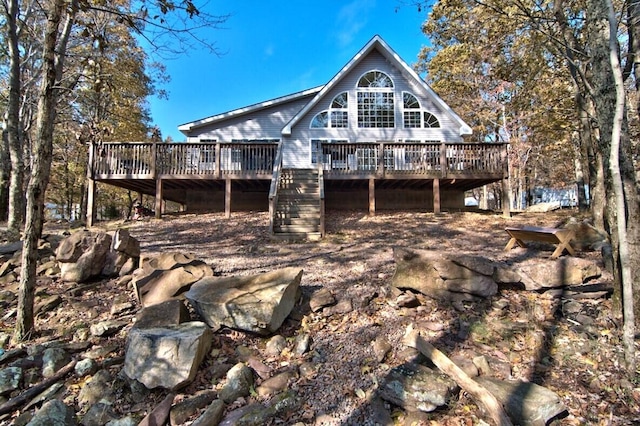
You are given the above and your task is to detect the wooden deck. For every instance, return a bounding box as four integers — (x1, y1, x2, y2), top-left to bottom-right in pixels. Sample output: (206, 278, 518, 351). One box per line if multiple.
(87, 141, 509, 225)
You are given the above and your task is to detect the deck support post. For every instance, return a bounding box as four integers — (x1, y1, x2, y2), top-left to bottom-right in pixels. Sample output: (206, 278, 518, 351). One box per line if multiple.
(225, 178, 232, 218)
(501, 176, 511, 218)
(155, 178, 163, 219)
(86, 179, 96, 227)
(86, 142, 96, 227)
(501, 144, 511, 217)
(433, 178, 441, 214)
(368, 178, 375, 215)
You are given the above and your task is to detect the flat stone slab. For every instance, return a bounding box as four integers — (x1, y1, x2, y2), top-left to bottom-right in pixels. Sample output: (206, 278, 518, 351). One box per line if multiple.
(185, 267, 303, 335)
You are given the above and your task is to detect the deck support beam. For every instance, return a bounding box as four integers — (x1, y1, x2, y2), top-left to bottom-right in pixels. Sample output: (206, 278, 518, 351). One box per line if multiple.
(433, 178, 441, 214)
(86, 179, 96, 227)
(368, 178, 375, 215)
(225, 178, 232, 218)
(155, 178, 163, 219)
(501, 176, 511, 217)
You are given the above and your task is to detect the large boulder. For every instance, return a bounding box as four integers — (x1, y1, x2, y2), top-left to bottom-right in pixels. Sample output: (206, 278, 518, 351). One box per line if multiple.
(391, 248, 498, 301)
(56, 229, 141, 282)
(132, 253, 214, 307)
(57, 231, 112, 282)
(512, 257, 601, 290)
(123, 321, 212, 390)
(475, 377, 567, 426)
(379, 363, 458, 412)
(185, 267, 303, 335)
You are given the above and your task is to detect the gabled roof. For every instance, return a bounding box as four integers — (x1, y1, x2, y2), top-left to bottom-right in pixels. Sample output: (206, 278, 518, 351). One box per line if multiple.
(282, 34, 472, 136)
(178, 86, 323, 134)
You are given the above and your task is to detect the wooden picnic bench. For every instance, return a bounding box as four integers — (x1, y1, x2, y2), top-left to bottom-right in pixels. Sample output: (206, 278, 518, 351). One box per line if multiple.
(504, 226, 576, 259)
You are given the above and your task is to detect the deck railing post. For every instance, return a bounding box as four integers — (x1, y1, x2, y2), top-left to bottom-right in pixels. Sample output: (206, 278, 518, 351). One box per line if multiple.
(86, 142, 96, 227)
(440, 142, 447, 178)
(151, 141, 157, 178)
(501, 143, 511, 217)
(215, 142, 221, 178)
(378, 142, 385, 178)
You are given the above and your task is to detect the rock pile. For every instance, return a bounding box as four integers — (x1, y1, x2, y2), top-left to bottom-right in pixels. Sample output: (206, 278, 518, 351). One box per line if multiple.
(0, 225, 616, 425)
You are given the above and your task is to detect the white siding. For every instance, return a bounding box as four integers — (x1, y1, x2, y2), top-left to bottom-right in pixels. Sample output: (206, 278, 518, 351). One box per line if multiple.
(286, 49, 465, 168)
(184, 95, 314, 141)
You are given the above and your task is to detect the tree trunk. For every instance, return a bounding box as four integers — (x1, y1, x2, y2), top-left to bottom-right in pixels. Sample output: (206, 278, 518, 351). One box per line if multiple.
(5, 0, 25, 235)
(14, 0, 65, 342)
(605, 0, 636, 373)
(0, 131, 9, 221)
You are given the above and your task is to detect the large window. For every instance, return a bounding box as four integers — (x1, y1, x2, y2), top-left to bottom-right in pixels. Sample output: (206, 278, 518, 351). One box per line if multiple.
(357, 70, 395, 128)
(403, 92, 421, 128)
(310, 139, 348, 166)
(402, 92, 441, 128)
(311, 92, 349, 128)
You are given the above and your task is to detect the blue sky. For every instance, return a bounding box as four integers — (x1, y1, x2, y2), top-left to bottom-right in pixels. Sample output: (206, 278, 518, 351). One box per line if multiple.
(149, 1, 430, 141)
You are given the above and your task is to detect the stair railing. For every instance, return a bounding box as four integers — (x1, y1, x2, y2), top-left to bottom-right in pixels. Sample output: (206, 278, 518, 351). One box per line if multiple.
(318, 161, 325, 237)
(268, 141, 284, 234)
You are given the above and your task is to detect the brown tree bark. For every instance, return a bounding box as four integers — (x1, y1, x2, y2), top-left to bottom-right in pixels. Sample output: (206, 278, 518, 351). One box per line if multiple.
(14, 0, 67, 341)
(5, 0, 25, 235)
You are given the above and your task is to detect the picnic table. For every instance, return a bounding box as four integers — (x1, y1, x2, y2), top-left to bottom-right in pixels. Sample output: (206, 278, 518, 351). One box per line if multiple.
(504, 226, 576, 259)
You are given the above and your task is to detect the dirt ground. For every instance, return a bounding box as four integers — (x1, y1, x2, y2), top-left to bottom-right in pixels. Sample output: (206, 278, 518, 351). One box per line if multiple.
(2, 208, 639, 425)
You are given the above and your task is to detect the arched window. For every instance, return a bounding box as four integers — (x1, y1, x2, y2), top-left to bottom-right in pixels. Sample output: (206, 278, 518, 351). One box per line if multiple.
(311, 92, 349, 128)
(311, 111, 329, 128)
(424, 112, 440, 128)
(357, 70, 394, 128)
(357, 71, 394, 88)
(403, 92, 421, 128)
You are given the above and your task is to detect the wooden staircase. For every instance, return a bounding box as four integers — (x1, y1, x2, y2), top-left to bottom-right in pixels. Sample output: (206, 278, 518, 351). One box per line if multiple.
(271, 168, 324, 240)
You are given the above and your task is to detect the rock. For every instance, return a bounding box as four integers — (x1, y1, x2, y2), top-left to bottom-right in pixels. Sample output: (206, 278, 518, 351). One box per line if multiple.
(559, 217, 609, 251)
(265, 335, 287, 356)
(294, 333, 311, 355)
(75, 358, 98, 377)
(57, 231, 112, 283)
(34, 295, 62, 316)
(219, 390, 299, 426)
(139, 393, 175, 426)
(90, 320, 127, 337)
(191, 399, 225, 426)
(246, 357, 273, 380)
(309, 288, 335, 312)
(135, 263, 213, 307)
(391, 248, 497, 301)
(256, 370, 296, 396)
(123, 322, 212, 390)
(77, 370, 116, 407)
(26, 399, 77, 426)
(105, 416, 138, 426)
(42, 348, 71, 378)
(169, 390, 217, 425)
(186, 268, 303, 335)
(219, 362, 254, 403)
(514, 257, 601, 290)
(379, 363, 458, 412)
(112, 229, 140, 258)
(0, 241, 23, 255)
(133, 299, 191, 329)
(0, 366, 22, 396)
(475, 377, 567, 426)
(396, 291, 421, 308)
(322, 298, 353, 316)
(82, 402, 118, 426)
(372, 336, 392, 363)
(526, 201, 561, 212)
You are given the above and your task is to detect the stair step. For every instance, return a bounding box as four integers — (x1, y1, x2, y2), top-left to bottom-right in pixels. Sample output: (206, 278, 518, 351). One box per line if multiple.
(274, 218, 321, 226)
(270, 232, 322, 242)
(274, 224, 321, 233)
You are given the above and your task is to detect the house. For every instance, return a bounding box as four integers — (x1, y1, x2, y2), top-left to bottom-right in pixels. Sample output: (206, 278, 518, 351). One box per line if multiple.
(87, 35, 509, 238)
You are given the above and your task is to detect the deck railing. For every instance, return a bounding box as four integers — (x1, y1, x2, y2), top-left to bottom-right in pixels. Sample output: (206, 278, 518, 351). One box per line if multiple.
(91, 141, 279, 178)
(90, 141, 506, 179)
(319, 141, 507, 177)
